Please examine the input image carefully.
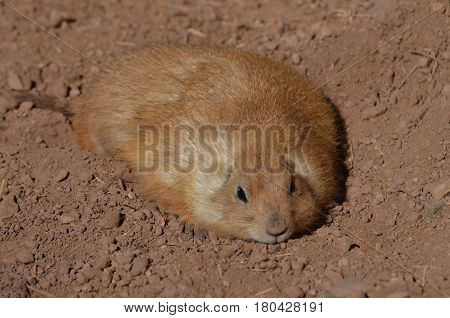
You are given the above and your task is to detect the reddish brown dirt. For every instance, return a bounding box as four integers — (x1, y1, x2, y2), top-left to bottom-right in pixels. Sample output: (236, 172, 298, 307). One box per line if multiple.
(0, 0, 449, 298)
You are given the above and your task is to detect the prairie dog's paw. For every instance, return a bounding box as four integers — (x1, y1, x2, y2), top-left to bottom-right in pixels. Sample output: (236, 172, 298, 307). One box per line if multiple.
(180, 220, 209, 241)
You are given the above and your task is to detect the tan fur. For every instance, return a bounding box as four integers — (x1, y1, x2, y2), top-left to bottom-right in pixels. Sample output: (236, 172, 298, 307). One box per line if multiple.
(72, 46, 340, 243)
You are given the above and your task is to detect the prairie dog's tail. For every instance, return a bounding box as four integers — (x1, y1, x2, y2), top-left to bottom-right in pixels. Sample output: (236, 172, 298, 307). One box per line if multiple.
(14, 91, 73, 120)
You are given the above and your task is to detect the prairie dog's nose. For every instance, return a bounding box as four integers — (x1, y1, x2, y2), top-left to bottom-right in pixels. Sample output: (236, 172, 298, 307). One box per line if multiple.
(265, 212, 287, 236)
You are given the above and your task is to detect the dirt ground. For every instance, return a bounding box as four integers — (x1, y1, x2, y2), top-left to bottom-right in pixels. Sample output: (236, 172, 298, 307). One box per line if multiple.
(0, 0, 449, 298)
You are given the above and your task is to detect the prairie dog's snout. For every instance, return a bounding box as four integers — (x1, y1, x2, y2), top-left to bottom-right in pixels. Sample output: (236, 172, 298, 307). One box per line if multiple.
(266, 213, 288, 236)
(72, 46, 341, 243)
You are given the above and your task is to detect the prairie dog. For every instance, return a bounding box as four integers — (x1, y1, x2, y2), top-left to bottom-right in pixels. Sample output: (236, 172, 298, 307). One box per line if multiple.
(73, 46, 341, 243)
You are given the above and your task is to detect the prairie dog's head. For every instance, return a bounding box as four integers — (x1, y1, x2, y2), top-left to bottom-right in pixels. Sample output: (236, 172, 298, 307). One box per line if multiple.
(190, 127, 320, 243)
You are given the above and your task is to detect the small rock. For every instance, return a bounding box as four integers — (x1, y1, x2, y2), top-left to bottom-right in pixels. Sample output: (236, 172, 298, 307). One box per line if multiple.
(48, 10, 75, 28)
(431, 179, 450, 199)
(337, 257, 349, 268)
(94, 255, 111, 270)
(430, 2, 446, 14)
(315, 227, 330, 237)
(0, 95, 17, 114)
(221, 245, 237, 258)
(285, 285, 305, 298)
(60, 213, 75, 224)
(347, 185, 362, 201)
(132, 209, 147, 221)
(323, 268, 343, 284)
(361, 105, 388, 120)
(330, 279, 368, 297)
(317, 27, 332, 40)
(259, 260, 277, 270)
(100, 211, 121, 228)
(155, 237, 167, 247)
(15, 249, 35, 264)
(69, 87, 80, 97)
(115, 250, 134, 266)
(131, 256, 150, 276)
(423, 198, 444, 216)
(46, 78, 68, 98)
(291, 53, 302, 65)
(18, 101, 34, 114)
(0, 195, 19, 220)
(7, 71, 24, 90)
(337, 236, 355, 253)
(386, 291, 409, 298)
(55, 169, 69, 182)
(79, 170, 93, 182)
(80, 264, 102, 281)
(442, 84, 450, 97)
(416, 56, 432, 68)
(154, 225, 163, 236)
(264, 41, 279, 51)
(291, 257, 307, 272)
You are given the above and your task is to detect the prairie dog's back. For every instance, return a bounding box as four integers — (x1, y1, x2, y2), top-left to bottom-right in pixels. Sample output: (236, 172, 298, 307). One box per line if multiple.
(72, 46, 341, 243)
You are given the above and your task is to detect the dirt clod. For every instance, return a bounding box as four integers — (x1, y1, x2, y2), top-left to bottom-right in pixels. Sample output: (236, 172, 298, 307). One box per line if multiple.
(423, 199, 444, 217)
(55, 170, 69, 182)
(7, 71, 24, 90)
(330, 280, 368, 298)
(100, 211, 121, 229)
(15, 249, 35, 264)
(0, 195, 19, 220)
(131, 256, 150, 276)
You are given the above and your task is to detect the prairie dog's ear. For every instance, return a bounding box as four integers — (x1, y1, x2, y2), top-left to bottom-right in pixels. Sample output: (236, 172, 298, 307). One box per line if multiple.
(283, 153, 312, 178)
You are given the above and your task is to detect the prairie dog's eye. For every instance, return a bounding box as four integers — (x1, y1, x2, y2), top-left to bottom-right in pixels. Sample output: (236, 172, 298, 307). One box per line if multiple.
(237, 186, 248, 203)
(289, 176, 296, 196)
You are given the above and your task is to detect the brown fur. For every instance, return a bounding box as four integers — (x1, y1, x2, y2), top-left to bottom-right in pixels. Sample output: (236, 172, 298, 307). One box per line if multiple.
(72, 46, 341, 243)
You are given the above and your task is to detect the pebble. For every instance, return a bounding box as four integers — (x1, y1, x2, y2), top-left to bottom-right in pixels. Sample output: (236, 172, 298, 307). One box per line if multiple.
(416, 55, 432, 68)
(7, 71, 24, 90)
(132, 209, 147, 221)
(285, 285, 305, 298)
(323, 268, 343, 284)
(18, 101, 34, 114)
(361, 105, 387, 120)
(431, 179, 450, 199)
(155, 237, 167, 247)
(80, 264, 102, 281)
(291, 257, 307, 272)
(69, 87, 81, 97)
(338, 235, 355, 253)
(130, 256, 150, 276)
(442, 84, 450, 97)
(154, 225, 164, 236)
(259, 260, 277, 270)
(423, 198, 443, 216)
(386, 291, 410, 297)
(79, 170, 93, 182)
(94, 255, 111, 270)
(291, 53, 302, 64)
(330, 279, 368, 298)
(46, 78, 68, 98)
(48, 10, 74, 28)
(0, 194, 19, 220)
(347, 185, 362, 201)
(220, 245, 237, 258)
(115, 250, 135, 266)
(55, 169, 69, 182)
(100, 210, 121, 228)
(60, 213, 75, 224)
(15, 249, 35, 264)
(337, 257, 349, 268)
(0, 95, 17, 114)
